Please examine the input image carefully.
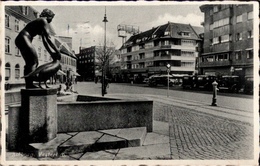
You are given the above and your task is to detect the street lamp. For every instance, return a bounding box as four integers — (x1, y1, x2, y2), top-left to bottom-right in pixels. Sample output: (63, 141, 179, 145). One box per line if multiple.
(102, 7, 108, 96)
(166, 64, 171, 97)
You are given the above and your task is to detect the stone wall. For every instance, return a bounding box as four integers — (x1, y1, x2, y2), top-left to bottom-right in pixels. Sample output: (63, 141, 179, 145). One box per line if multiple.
(57, 100, 153, 132)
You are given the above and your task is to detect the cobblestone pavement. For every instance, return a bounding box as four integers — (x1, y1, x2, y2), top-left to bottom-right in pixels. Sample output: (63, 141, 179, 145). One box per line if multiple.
(162, 104, 254, 160)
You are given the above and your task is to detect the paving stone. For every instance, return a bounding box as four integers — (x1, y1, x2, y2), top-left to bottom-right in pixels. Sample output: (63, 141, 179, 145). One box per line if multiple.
(153, 120, 169, 136)
(98, 128, 121, 136)
(114, 143, 171, 160)
(58, 131, 103, 155)
(96, 134, 127, 150)
(143, 132, 170, 146)
(116, 127, 147, 147)
(79, 150, 116, 160)
(29, 133, 71, 158)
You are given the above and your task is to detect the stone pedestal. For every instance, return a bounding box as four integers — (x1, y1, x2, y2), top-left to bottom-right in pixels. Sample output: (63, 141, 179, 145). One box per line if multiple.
(21, 88, 57, 143)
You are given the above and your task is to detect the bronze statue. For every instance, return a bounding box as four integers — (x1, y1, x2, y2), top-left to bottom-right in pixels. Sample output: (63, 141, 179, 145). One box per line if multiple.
(22, 36, 61, 89)
(15, 9, 60, 89)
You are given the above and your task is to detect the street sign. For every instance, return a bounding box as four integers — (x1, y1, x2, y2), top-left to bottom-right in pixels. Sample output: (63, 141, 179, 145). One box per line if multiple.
(167, 69, 170, 73)
(166, 64, 171, 69)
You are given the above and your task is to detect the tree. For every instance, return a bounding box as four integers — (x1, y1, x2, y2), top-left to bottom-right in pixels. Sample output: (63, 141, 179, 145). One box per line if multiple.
(95, 45, 115, 96)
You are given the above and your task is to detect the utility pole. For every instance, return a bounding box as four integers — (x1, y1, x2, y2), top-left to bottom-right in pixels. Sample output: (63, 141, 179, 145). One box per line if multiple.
(102, 7, 108, 96)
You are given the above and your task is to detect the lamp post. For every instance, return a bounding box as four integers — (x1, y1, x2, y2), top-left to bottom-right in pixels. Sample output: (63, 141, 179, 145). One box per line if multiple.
(102, 7, 108, 96)
(166, 64, 171, 97)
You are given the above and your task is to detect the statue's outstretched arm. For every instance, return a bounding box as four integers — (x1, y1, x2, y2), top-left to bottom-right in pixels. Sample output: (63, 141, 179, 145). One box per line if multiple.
(42, 35, 54, 54)
(42, 21, 59, 53)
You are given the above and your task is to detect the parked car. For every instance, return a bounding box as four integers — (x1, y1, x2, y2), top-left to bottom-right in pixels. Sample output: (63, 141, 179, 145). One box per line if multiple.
(244, 76, 253, 94)
(143, 78, 149, 84)
(218, 75, 242, 93)
(172, 74, 188, 85)
(182, 75, 197, 89)
(196, 75, 216, 90)
(148, 75, 175, 87)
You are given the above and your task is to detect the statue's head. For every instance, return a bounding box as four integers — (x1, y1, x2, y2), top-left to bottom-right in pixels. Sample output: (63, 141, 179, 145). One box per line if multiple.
(40, 9, 55, 23)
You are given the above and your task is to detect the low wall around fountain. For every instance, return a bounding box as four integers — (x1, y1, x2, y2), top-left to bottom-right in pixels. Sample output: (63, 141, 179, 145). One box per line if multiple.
(57, 99, 153, 133)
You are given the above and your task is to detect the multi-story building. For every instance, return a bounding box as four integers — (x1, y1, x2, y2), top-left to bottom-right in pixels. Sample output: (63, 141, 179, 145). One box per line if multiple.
(119, 22, 203, 83)
(5, 6, 39, 86)
(5, 6, 76, 87)
(76, 46, 116, 81)
(56, 36, 77, 83)
(199, 4, 253, 79)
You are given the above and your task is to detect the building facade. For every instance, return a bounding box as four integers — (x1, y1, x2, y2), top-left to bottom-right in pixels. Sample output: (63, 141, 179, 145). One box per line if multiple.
(76, 46, 117, 81)
(5, 6, 77, 87)
(119, 22, 203, 83)
(77, 46, 96, 81)
(5, 6, 39, 85)
(199, 4, 253, 79)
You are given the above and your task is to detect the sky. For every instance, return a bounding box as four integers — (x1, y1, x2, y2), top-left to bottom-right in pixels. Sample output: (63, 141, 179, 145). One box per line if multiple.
(32, 2, 204, 53)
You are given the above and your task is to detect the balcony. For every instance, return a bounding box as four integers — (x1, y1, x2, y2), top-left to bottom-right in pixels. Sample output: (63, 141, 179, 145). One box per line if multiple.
(154, 45, 196, 51)
(199, 60, 231, 67)
(153, 55, 195, 61)
(213, 42, 230, 52)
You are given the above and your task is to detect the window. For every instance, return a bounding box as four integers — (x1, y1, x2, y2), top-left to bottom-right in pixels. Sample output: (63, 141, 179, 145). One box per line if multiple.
(213, 18, 230, 28)
(209, 24, 213, 30)
(213, 37, 219, 44)
(235, 51, 241, 60)
(247, 49, 253, 59)
(15, 64, 20, 79)
(22, 6, 29, 15)
(182, 32, 190, 37)
(5, 63, 11, 81)
(236, 33, 242, 41)
(15, 47, 20, 56)
(43, 50, 47, 60)
(236, 15, 242, 23)
(181, 62, 194, 67)
(247, 11, 253, 20)
(221, 35, 230, 42)
(5, 37, 10, 53)
(248, 30, 253, 38)
(5, 14, 10, 27)
(38, 47, 42, 58)
(15, 19, 19, 32)
(213, 6, 219, 13)
(209, 9, 213, 15)
(164, 31, 170, 36)
(44, 52, 47, 61)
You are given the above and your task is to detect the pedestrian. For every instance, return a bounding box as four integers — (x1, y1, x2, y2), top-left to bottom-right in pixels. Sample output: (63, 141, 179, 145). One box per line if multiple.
(15, 9, 59, 89)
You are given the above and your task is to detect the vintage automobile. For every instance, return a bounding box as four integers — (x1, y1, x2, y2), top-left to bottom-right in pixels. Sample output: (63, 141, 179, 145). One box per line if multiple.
(218, 75, 242, 93)
(244, 76, 253, 94)
(148, 75, 175, 87)
(182, 75, 197, 89)
(196, 75, 216, 90)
